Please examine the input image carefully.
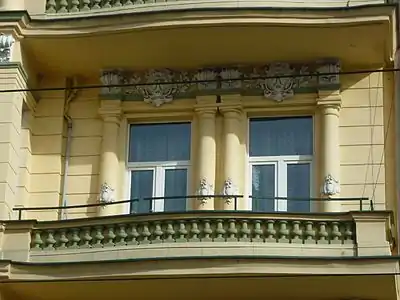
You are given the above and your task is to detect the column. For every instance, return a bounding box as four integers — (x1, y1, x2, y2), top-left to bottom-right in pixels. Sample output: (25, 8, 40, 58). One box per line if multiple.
(220, 96, 243, 210)
(194, 96, 217, 210)
(97, 101, 122, 217)
(317, 91, 342, 212)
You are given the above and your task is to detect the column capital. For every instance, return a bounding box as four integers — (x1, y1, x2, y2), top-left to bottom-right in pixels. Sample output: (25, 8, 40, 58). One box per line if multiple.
(98, 108, 122, 124)
(98, 100, 122, 124)
(316, 90, 342, 108)
(219, 105, 242, 119)
(194, 105, 217, 117)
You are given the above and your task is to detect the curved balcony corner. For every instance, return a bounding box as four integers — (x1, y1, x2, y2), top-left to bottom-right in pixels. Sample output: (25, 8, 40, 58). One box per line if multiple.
(0, 210, 393, 264)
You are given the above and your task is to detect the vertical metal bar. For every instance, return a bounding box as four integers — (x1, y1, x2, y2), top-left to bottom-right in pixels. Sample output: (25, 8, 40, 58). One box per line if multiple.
(359, 198, 362, 211)
(234, 196, 237, 210)
(18, 210, 22, 220)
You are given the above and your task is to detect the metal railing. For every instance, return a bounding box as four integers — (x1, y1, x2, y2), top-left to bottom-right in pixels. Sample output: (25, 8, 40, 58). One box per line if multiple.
(12, 195, 372, 220)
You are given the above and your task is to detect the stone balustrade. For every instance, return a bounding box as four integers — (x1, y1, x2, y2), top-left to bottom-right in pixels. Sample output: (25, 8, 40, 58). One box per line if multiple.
(44, 0, 386, 16)
(0, 211, 393, 263)
(31, 217, 355, 251)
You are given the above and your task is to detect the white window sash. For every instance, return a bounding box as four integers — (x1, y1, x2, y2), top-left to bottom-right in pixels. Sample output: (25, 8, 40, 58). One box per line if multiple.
(125, 163, 190, 213)
(248, 156, 313, 212)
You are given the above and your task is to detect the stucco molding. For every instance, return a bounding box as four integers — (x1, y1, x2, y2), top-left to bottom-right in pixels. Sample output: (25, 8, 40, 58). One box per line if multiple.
(98, 182, 116, 204)
(222, 178, 239, 205)
(99, 59, 340, 106)
(0, 34, 14, 63)
(321, 174, 340, 197)
(196, 178, 214, 204)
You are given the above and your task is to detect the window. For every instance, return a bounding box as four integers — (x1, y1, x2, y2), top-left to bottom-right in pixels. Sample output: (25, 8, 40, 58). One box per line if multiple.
(248, 116, 313, 212)
(128, 122, 191, 213)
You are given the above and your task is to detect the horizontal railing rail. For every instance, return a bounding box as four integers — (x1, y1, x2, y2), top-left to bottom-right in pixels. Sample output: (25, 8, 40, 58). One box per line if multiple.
(13, 195, 371, 220)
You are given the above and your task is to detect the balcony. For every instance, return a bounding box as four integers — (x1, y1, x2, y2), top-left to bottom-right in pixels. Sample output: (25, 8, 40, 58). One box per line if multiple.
(41, 0, 387, 18)
(2, 196, 394, 264)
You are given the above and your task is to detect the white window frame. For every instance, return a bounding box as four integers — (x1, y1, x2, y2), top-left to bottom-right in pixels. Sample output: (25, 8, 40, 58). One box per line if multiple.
(247, 116, 315, 212)
(124, 123, 191, 214)
(248, 155, 313, 212)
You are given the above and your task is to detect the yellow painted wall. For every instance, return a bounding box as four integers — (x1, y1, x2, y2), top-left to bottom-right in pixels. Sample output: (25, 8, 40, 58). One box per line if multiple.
(18, 70, 394, 220)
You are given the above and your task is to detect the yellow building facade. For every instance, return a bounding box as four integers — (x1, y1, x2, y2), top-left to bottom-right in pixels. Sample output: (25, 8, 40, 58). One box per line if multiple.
(0, 0, 398, 300)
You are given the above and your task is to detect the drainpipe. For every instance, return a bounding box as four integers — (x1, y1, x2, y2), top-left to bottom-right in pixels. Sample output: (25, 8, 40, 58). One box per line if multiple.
(394, 0, 400, 255)
(59, 78, 77, 220)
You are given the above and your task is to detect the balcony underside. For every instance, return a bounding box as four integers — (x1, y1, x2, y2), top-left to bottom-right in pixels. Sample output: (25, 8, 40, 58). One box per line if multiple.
(21, 7, 394, 77)
(2, 257, 398, 300)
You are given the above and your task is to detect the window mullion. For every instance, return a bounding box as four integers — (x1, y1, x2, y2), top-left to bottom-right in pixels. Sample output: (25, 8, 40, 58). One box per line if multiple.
(277, 160, 287, 212)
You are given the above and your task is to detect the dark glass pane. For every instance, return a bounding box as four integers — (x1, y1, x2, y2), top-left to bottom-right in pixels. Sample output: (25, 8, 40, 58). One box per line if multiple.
(164, 169, 187, 212)
(252, 164, 275, 212)
(129, 123, 191, 162)
(249, 117, 313, 156)
(130, 170, 153, 213)
(287, 163, 311, 212)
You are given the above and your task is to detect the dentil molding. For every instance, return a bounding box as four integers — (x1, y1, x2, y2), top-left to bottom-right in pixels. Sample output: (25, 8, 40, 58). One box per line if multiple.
(100, 59, 340, 106)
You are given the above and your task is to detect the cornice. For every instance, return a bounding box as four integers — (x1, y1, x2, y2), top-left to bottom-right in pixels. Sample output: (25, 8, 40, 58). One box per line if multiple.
(0, 6, 393, 38)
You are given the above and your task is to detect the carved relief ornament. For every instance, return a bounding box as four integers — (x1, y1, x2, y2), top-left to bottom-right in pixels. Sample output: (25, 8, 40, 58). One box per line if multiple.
(99, 59, 341, 106)
(222, 178, 239, 205)
(321, 174, 340, 196)
(99, 182, 115, 204)
(196, 178, 214, 204)
(0, 34, 14, 63)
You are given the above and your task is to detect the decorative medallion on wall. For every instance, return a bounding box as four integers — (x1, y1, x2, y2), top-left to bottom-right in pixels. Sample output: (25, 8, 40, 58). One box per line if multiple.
(196, 178, 214, 204)
(99, 182, 115, 204)
(222, 178, 239, 205)
(0, 34, 14, 63)
(100, 58, 340, 106)
(321, 174, 340, 197)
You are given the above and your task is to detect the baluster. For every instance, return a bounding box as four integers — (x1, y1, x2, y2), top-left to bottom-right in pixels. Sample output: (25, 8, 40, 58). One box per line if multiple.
(140, 222, 151, 244)
(57, 229, 68, 250)
(165, 221, 175, 243)
(127, 223, 140, 245)
(291, 221, 302, 244)
(70, 0, 80, 12)
(81, 227, 92, 248)
(226, 219, 238, 242)
(44, 230, 56, 250)
(344, 222, 354, 244)
(92, 0, 101, 9)
(317, 222, 329, 244)
(92, 226, 104, 248)
(214, 219, 226, 242)
(46, 0, 57, 13)
(82, 0, 91, 11)
(278, 221, 289, 243)
(114, 0, 123, 6)
(124, 0, 134, 5)
(116, 224, 128, 246)
(331, 221, 342, 244)
(240, 220, 250, 242)
(304, 221, 316, 244)
(265, 220, 276, 243)
(31, 230, 43, 251)
(103, 0, 112, 8)
(104, 226, 116, 247)
(176, 221, 188, 243)
(69, 228, 81, 249)
(58, 0, 69, 13)
(152, 222, 163, 244)
(189, 220, 200, 242)
(252, 220, 263, 242)
(202, 220, 212, 242)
